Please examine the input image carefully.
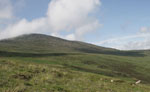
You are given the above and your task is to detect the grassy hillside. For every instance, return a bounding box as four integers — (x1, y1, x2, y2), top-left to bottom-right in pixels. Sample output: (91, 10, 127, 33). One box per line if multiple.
(0, 34, 115, 53)
(0, 34, 145, 57)
(0, 34, 150, 92)
(0, 59, 150, 92)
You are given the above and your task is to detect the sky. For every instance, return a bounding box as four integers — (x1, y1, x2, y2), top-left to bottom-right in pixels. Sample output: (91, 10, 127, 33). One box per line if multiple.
(0, 0, 150, 50)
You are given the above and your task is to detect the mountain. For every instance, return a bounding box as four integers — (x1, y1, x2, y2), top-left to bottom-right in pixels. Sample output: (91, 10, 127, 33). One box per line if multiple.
(0, 33, 144, 57)
(0, 33, 115, 53)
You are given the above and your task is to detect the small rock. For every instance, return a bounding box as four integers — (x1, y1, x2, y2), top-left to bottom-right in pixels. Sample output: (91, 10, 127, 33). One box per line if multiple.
(135, 80, 141, 85)
(111, 80, 114, 83)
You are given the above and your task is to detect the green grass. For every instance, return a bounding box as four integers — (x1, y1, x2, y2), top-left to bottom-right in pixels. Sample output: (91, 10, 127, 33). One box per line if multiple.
(0, 52, 150, 92)
(0, 59, 150, 92)
(2, 52, 150, 83)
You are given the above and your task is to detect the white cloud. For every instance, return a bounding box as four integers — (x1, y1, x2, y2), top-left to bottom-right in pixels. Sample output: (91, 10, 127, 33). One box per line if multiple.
(65, 34, 76, 40)
(47, 0, 101, 40)
(65, 20, 102, 40)
(120, 40, 150, 50)
(95, 27, 150, 50)
(0, 18, 47, 39)
(0, 0, 102, 40)
(47, 0, 101, 31)
(74, 20, 102, 40)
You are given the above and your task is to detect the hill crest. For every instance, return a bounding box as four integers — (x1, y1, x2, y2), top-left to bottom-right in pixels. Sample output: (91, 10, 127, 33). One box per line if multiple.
(0, 33, 115, 53)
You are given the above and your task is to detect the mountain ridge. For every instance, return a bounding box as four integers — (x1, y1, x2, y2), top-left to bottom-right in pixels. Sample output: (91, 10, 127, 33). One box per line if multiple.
(0, 33, 116, 53)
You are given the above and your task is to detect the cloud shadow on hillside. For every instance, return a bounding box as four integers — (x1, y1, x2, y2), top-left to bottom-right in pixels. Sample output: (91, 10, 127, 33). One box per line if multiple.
(0, 49, 146, 57)
(76, 48, 146, 57)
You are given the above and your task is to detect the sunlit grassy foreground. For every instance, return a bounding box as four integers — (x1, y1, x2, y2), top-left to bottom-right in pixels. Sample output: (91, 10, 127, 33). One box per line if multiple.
(0, 59, 150, 92)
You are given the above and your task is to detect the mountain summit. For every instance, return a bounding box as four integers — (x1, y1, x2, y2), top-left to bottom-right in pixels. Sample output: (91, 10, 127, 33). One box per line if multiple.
(0, 34, 114, 53)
